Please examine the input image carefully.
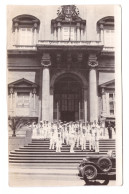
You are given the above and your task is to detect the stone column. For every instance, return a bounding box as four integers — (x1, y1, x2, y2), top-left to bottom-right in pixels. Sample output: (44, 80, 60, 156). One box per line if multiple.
(84, 88, 87, 122)
(49, 87, 54, 122)
(101, 88, 107, 116)
(80, 24, 84, 41)
(57, 22, 61, 41)
(76, 23, 80, 41)
(32, 88, 36, 110)
(9, 87, 14, 111)
(33, 23, 38, 45)
(57, 101, 59, 121)
(79, 101, 81, 120)
(99, 23, 104, 44)
(41, 53, 51, 122)
(53, 24, 57, 40)
(14, 22, 19, 45)
(88, 54, 98, 122)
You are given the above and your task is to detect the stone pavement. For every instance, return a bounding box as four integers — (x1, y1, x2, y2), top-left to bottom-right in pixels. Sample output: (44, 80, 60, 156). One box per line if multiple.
(9, 164, 116, 187)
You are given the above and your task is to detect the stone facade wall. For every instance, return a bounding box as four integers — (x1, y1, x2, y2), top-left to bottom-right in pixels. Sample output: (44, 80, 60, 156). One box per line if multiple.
(7, 5, 115, 47)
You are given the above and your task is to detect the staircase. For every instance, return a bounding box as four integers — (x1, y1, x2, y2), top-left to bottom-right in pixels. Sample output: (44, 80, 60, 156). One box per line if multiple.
(9, 139, 115, 164)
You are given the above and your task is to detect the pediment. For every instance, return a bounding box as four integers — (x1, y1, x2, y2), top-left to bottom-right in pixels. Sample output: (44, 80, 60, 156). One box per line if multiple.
(99, 79, 115, 89)
(8, 78, 38, 88)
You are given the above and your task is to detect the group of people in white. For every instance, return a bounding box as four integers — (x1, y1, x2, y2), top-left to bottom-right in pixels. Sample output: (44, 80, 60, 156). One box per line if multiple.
(31, 120, 115, 153)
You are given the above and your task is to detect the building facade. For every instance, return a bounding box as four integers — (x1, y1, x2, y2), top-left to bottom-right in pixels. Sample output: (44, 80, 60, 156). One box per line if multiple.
(7, 5, 115, 126)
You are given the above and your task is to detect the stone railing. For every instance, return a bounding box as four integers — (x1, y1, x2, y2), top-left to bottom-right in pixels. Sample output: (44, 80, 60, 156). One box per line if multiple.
(11, 45, 37, 50)
(37, 40, 103, 46)
(102, 47, 115, 52)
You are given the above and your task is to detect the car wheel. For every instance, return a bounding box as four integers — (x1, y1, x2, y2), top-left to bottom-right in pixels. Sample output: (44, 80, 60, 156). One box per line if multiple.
(82, 165, 97, 180)
(98, 157, 112, 172)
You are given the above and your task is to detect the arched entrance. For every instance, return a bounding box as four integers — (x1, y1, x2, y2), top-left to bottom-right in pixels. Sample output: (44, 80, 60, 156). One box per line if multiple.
(53, 73, 84, 122)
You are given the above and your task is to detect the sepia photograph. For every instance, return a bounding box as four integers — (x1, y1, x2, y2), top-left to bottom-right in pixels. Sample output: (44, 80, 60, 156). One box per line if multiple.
(7, 3, 122, 187)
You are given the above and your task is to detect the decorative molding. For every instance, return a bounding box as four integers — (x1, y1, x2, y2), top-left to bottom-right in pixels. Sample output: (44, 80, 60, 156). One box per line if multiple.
(41, 53, 51, 67)
(88, 54, 98, 68)
(52, 5, 86, 27)
(12, 14, 40, 31)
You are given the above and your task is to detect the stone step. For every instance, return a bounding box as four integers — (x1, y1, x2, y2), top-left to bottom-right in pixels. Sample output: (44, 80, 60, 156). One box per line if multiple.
(9, 139, 116, 164)
(8, 160, 95, 163)
(9, 156, 96, 160)
(10, 151, 103, 155)
(24, 144, 115, 148)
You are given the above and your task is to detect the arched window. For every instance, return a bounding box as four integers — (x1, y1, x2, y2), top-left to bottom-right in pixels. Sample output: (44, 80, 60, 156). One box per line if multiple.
(12, 14, 40, 45)
(97, 16, 114, 47)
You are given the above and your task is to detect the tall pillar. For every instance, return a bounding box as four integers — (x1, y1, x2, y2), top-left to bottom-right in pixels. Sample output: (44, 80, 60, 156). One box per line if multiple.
(41, 53, 51, 121)
(101, 88, 107, 116)
(32, 88, 36, 110)
(33, 23, 38, 45)
(49, 87, 54, 122)
(88, 54, 98, 122)
(99, 24, 104, 44)
(84, 88, 87, 122)
(53, 24, 57, 40)
(57, 22, 61, 41)
(80, 24, 84, 41)
(76, 23, 80, 41)
(9, 88, 14, 114)
(14, 22, 19, 45)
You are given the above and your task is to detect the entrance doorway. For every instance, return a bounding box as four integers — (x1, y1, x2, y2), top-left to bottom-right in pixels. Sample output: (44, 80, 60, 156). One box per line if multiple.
(54, 74, 83, 122)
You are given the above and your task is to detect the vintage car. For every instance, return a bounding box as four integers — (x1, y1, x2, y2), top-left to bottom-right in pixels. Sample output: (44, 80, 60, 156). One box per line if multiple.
(78, 150, 116, 181)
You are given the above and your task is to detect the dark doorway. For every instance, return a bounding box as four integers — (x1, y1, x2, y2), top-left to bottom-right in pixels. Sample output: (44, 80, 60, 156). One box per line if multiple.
(61, 111, 75, 122)
(54, 74, 83, 122)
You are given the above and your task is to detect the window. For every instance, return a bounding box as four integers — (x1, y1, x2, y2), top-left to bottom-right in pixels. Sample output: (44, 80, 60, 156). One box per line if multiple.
(62, 27, 75, 41)
(104, 29, 114, 47)
(51, 5, 86, 41)
(109, 93, 115, 115)
(17, 92, 30, 108)
(12, 15, 40, 46)
(97, 16, 114, 47)
(19, 28, 33, 45)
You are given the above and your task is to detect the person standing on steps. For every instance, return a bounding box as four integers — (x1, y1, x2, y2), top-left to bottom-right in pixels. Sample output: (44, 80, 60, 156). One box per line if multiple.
(80, 123, 87, 151)
(56, 128, 62, 152)
(49, 123, 55, 150)
(69, 127, 75, 153)
(107, 121, 113, 139)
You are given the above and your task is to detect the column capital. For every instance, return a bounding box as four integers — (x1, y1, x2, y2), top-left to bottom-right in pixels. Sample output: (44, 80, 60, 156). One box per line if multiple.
(101, 88, 105, 95)
(88, 54, 98, 68)
(32, 88, 36, 94)
(33, 22, 38, 30)
(99, 23, 104, 29)
(9, 87, 14, 94)
(76, 22, 81, 28)
(41, 53, 51, 67)
(14, 22, 19, 29)
(57, 22, 61, 28)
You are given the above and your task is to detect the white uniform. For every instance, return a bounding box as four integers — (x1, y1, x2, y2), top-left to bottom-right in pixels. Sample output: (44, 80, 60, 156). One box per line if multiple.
(88, 125, 92, 150)
(39, 124, 44, 139)
(56, 132, 62, 152)
(80, 127, 87, 150)
(91, 127, 96, 150)
(49, 129, 55, 149)
(66, 127, 70, 145)
(69, 130, 75, 153)
(32, 123, 37, 139)
(95, 124, 100, 152)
